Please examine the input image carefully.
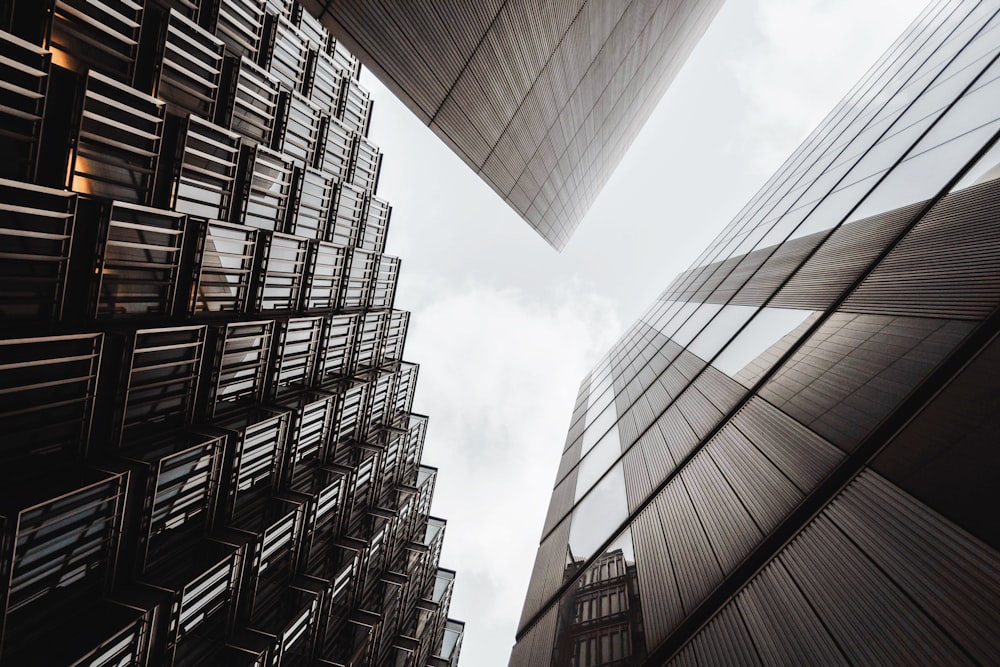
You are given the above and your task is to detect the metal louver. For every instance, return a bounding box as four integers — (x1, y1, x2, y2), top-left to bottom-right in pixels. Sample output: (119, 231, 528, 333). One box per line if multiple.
(256, 231, 308, 311)
(276, 89, 322, 168)
(303, 241, 346, 311)
(0, 31, 49, 182)
(70, 71, 165, 204)
(328, 38, 360, 81)
(340, 247, 378, 310)
(154, 9, 225, 119)
(218, 55, 279, 147)
(0, 179, 76, 322)
(121, 431, 226, 573)
(291, 166, 335, 240)
(189, 218, 257, 314)
(318, 313, 359, 384)
(318, 113, 353, 181)
(371, 255, 400, 310)
(202, 0, 265, 62)
(272, 316, 323, 396)
(351, 138, 381, 194)
(0, 333, 102, 461)
(0, 469, 127, 656)
(355, 311, 386, 373)
(236, 144, 294, 231)
(330, 181, 366, 247)
(95, 201, 186, 318)
(208, 319, 274, 415)
(307, 48, 343, 117)
(117, 325, 206, 446)
(47, 0, 143, 82)
(360, 196, 390, 253)
(172, 116, 241, 220)
(266, 16, 308, 92)
(339, 78, 371, 136)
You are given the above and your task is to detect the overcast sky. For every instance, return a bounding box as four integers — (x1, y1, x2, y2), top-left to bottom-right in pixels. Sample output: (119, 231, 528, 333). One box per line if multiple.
(362, 1, 920, 664)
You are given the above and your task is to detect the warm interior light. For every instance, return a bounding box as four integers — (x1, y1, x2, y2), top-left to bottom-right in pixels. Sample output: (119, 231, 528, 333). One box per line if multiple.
(47, 46, 74, 71)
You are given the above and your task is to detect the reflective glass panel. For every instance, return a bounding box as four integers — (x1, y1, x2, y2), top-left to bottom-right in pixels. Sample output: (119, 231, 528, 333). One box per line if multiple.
(575, 423, 622, 502)
(567, 462, 628, 561)
(712, 307, 817, 382)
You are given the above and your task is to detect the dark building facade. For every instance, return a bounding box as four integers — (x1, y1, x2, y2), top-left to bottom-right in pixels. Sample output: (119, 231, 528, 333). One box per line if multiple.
(514, 0, 1000, 663)
(301, 0, 724, 250)
(0, 0, 462, 664)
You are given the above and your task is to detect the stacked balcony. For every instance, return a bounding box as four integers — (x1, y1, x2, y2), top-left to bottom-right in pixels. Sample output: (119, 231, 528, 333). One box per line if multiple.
(0, 0, 462, 664)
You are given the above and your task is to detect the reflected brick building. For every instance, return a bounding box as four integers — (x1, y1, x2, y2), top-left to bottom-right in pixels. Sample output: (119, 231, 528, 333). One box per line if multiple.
(514, 0, 1000, 664)
(0, 0, 462, 664)
(553, 548, 644, 666)
(303, 0, 724, 250)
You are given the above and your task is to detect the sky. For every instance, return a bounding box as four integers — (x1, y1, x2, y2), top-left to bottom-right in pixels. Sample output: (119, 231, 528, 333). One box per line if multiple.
(362, 1, 920, 664)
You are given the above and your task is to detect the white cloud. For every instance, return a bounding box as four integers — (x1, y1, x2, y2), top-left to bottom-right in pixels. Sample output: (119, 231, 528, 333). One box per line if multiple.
(729, 0, 920, 176)
(400, 280, 621, 667)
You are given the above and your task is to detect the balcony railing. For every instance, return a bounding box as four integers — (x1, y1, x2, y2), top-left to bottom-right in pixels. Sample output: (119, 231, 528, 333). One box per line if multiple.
(0, 179, 76, 323)
(189, 218, 257, 314)
(0, 31, 49, 182)
(70, 71, 165, 204)
(95, 201, 186, 319)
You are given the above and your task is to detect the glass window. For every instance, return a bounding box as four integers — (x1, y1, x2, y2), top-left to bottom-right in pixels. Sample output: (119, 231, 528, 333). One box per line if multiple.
(688, 305, 758, 364)
(952, 126, 1000, 192)
(567, 462, 628, 561)
(579, 403, 616, 457)
(575, 424, 622, 502)
(849, 117, 1000, 223)
(712, 307, 817, 381)
(672, 303, 723, 347)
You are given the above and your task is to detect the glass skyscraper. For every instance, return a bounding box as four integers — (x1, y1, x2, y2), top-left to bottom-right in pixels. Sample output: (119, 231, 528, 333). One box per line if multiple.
(0, 0, 462, 664)
(514, 1, 1000, 664)
(303, 0, 725, 250)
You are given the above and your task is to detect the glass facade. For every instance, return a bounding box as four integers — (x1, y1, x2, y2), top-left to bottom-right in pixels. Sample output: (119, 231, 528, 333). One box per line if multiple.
(514, 1, 1000, 663)
(0, 1, 462, 664)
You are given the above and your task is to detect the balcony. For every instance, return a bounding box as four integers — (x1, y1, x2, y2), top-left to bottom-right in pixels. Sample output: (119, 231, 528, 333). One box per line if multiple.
(0, 179, 76, 323)
(94, 201, 186, 319)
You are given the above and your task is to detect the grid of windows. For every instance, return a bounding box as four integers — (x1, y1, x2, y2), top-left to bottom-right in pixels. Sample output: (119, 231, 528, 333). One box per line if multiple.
(514, 2, 1000, 664)
(0, 2, 461, 663)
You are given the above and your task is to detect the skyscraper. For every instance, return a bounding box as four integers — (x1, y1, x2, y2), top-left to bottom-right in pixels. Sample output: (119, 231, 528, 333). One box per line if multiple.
(302, 0, 725, 250)
(514, 0, 1000, 663)
(0, 0, 462, 664)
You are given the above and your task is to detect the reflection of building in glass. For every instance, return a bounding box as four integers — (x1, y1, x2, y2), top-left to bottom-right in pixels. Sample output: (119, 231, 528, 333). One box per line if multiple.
(305, 1, 724, 250)
(513, 1, 1000, 663)
(0, 1, 462, 664)
(554, 547, 644, 667)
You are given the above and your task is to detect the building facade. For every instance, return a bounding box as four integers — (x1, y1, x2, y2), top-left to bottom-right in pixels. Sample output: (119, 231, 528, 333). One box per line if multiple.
(302, 0, 724, 250)
(0, 0, 462, 664)
(514, 0, 1000, 663)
